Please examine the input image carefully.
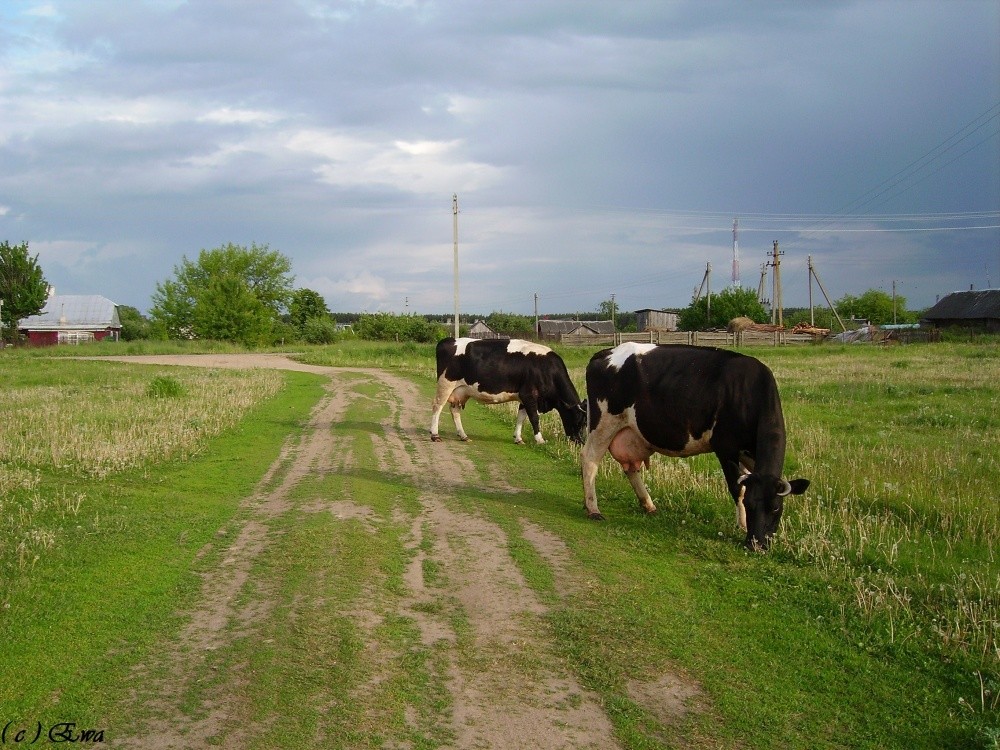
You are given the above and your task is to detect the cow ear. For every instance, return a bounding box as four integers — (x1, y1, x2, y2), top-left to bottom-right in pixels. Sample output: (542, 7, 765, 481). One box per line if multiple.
(790, 478, 810, 495)
(785, 478, 810, 496)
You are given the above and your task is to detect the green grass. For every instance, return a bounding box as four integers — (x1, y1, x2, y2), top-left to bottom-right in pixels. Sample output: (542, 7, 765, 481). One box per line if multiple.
(0, 360, 324, 731)
(1, 340, 998, 748)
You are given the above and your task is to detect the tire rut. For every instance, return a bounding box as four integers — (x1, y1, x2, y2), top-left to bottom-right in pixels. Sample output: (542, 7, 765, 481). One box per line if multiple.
(104, 356, 622, 749)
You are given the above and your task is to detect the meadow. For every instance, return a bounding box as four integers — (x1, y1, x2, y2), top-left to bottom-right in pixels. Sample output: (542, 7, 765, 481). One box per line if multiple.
(0, 338, 997, 748)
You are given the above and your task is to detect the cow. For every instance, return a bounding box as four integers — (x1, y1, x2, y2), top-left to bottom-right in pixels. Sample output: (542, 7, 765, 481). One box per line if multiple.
(581, 342, 809, 550)
(431, 337, 586, 445)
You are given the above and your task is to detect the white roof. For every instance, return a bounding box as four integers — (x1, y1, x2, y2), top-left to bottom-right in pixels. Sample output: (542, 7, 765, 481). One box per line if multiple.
(19, 295, 121, 330)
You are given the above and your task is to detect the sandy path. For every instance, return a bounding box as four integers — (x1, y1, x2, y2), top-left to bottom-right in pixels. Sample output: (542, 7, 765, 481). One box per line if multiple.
(98, 354, 625, 749)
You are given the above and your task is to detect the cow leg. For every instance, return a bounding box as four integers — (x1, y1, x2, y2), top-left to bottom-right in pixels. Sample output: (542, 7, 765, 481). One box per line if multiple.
(450, 403, 470, 441)
(581, 429, 613, 520)
(625, 469, 657, 514)
(519, 397, 545, 444)
(514, 407, 528, 444)
(429, 379, 454, 442)
(718, 453, 749, 530)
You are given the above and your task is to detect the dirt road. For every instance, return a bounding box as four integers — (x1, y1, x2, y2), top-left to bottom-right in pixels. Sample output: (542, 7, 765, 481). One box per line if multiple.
(93, 354, 653, 748)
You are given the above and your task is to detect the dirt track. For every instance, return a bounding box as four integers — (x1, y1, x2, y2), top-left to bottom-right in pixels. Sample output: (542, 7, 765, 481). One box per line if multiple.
(91, 354, 690, 748)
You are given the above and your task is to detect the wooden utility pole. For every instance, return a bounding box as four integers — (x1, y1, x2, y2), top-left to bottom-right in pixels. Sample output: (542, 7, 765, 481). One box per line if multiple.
(452, 193, 459, 338)
(693, 262, 712, 325)
(809, 259, 847, 332)
(534, 292, 539, 338)
(808, 255, 815, 326)
(770, 241, 783, 327)
(892, 280, 898, 324)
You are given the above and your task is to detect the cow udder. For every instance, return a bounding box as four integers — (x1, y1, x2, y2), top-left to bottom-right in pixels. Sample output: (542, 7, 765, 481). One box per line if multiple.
(609, 428, 652, 473)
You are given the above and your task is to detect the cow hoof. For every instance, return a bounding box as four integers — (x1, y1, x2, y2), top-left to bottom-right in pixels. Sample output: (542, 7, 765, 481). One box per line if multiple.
(430, 434, 443, 442)
(587, 511, 606, 521)
(514, 438, 524, 445)
(460, 436, 471, 442)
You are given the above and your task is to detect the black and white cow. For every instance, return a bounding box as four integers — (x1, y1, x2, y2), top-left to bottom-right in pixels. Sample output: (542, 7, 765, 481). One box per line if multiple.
(431, 337, 586, 445)
(581, 342, 809, 550)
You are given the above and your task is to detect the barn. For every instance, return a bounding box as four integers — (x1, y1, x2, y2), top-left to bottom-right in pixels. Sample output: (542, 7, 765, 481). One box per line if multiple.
(922, 290, 1000, 332)
(18, 294, 122, 345)
(635, 308, 679, 332)
(537, 320, 615, 340)
(467, 319, 500, 339)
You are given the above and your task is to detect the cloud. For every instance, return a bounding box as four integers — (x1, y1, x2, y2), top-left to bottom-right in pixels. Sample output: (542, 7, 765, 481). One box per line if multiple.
(0, 1, 996, 314)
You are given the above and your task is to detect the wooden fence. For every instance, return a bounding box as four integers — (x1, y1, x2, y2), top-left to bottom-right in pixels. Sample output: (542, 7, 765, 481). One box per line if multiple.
(560, 330, 819, 347)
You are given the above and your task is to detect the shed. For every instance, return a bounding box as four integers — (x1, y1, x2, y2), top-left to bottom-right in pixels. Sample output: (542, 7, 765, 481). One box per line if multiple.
(18, 295, 122, 346)
(922, 290, 1000, 332)
(468, 319, 501, 339)
(538, 320, 615, 340)
(635, 308, 678, 332)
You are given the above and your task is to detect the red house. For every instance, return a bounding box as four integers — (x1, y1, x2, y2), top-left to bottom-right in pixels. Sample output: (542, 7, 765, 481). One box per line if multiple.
(18, 294, 122, 346)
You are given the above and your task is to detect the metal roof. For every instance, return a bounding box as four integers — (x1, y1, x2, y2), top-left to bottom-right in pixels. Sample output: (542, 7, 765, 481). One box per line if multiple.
(18, 295, 122, 330)
(923, 290, 1000, 321)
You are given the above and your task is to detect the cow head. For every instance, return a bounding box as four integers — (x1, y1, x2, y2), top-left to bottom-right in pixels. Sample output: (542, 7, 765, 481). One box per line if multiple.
(736, 474, 810, 551)
(560, 400, 588, 445)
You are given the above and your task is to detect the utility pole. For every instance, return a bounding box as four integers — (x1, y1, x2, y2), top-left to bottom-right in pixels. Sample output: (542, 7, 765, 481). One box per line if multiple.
(808, 256, 815, 326)
(732, 218, 741, 287)
(757, 263, 768, 308)
(610, 293, 616, 334)
(809, 259, 847, 332)
(892, 280, 897, 324)
(452, 193, 459, 338)
(706, 263, 711, 324)
(534, 292, 539, 338)
(770, 241, 783, 327)
(694, 262, 712, 325)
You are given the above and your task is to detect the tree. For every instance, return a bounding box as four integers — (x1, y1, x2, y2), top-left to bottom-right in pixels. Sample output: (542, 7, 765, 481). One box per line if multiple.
(0, 241, 49, 343)
(485, 312, 534, 337)
(118, 305, 153, 341)
(150, 242, 294, 344)
(678, 286, 768, 331)
(288, 288, 331, 336)
(835, 289, 917, 325)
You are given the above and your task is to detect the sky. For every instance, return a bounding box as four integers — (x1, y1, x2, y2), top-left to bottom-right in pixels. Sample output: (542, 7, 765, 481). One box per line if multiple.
(1, 1, 998, 317)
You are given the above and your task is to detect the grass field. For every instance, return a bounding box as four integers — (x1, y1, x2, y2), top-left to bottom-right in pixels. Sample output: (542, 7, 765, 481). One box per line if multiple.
(1, 339, 997, 748)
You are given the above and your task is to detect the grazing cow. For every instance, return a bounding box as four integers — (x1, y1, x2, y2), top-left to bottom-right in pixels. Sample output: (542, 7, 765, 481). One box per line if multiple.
(581, 342, 809, 550)
(431, 337, 586, 445)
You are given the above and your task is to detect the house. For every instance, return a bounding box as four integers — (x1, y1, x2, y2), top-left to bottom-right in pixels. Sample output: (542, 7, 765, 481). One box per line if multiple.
(635, 308, 679, 332)
(922, 290, 1000, 332)
(467, 319, 501, 339)
(18, 294, 122, 345)
(537, 319, 616, 340)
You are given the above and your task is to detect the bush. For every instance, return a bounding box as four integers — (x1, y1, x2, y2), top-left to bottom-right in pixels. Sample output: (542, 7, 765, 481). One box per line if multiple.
(146, 376, 186, 399)
(355, 313, 448, 343)
(302, 316, 338, 344)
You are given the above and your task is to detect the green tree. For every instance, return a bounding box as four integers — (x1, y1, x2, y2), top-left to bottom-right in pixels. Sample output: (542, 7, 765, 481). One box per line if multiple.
(485, 312, 534, 337)
(835, 289, 916, 325)
(289, 288, 331, 336)
(191, 274, 275, 346)
(0, 240, 49, 343)
(118, 305, 153, 341)
(678, 286, 767, 331)
(150, 242, 294, 344)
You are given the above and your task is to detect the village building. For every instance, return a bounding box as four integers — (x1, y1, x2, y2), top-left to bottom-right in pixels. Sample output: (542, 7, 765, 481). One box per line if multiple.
(922, 289, 1000, 332)
(18, 294, 122, 345)
(537, 319, 616, 341)
(635, 308, 679, 332)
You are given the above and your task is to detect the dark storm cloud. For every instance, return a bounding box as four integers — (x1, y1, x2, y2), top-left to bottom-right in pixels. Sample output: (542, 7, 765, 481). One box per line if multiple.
(0, 0, 997, 314)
